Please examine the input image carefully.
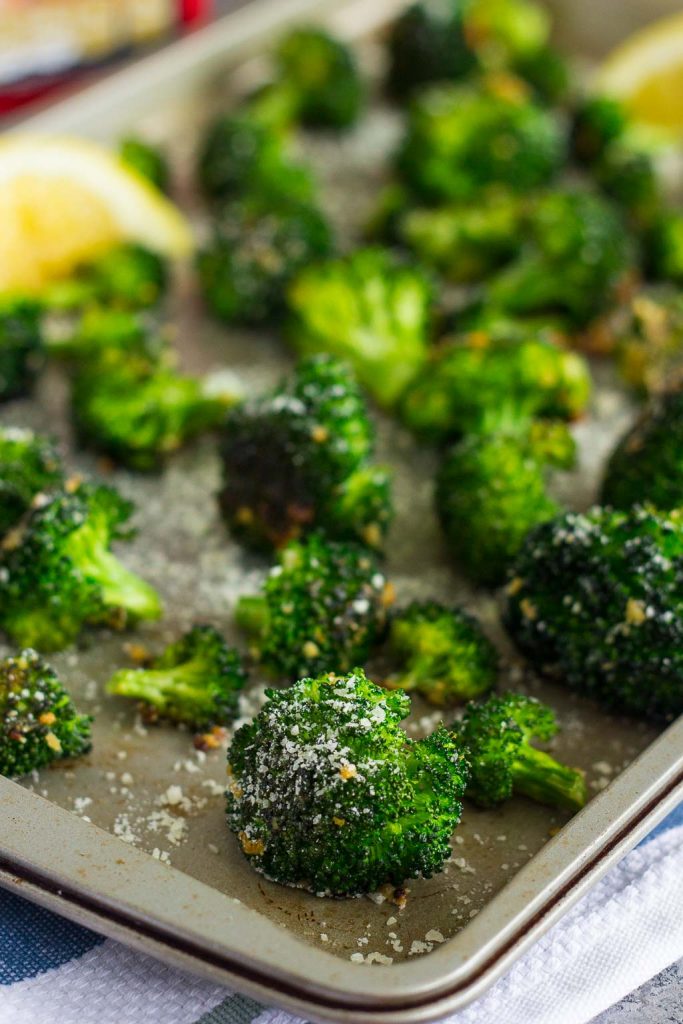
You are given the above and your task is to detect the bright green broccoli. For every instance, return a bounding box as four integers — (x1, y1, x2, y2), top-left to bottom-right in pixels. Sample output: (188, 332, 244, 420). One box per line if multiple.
(106, 625, 247, 728)
(504, 505, 683, 721)
(197, 198, 333, 326)
(400, 321, 591, 441)
(454, 692, 587, 812)
(0, 648, 91, 778)
(0, 298, 44, 402)
(274, 27, 364, 130)
(286, 248, 433, 408)
(0, 428, 64, 536)
(615, 288, 683, 395)
(395, 79, 566, 204)
(119, 136, 170, 191)
(0, 482, 161, 651)
(436, 416, 576, 586)
(48, 308, 161, 362)
(235, 533, 393, 680)
(512, 43, 570, 105)
(643, 211, 683, 284)
(226, 668, 469, 896)
(219, 355, 391, 551)
(383, 600, 498, 705)
(42, 243, 168, 312)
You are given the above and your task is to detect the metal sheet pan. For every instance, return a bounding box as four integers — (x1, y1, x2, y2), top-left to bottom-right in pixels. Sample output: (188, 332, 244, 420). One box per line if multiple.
(1, 1, 682, 1020)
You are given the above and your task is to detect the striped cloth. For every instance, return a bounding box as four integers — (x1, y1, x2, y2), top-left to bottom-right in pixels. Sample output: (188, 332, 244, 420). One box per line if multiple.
(1, 804, 682, 1024)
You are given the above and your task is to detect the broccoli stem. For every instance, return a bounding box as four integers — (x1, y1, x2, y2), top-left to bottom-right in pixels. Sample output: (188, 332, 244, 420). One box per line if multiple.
(235, 595, 269, 637)
(107, 663, 206, 712)
(65, 524, 161, 621)
(512, 745, 587, 813)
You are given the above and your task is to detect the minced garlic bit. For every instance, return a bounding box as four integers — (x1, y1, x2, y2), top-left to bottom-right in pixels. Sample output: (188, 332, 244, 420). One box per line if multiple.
(625, 597, 647, 626)
(520, 597, 537, 621)
(44, 731, 62, 753)
(239, 831, 265, 856)
(339, 763, 357, 780)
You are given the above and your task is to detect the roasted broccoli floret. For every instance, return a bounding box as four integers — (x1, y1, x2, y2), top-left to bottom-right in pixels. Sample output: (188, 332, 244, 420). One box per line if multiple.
(0, 428, 64, 537)
(197, 113, 315, 204)
(504, 505, 683, 720)
(395, 80, 566, 204)
(644, 211, 683, 284)
(512, 43, 570, 105)
(274, 27, 364, 130)
(197, 198, 333, 326)
(436, 417, 575, 586)
(383, 600, 498, 705)
(401, 322, 591, 441)
(486, 188, 631, 326)
(594, 143, 661, 228)
(0, 298, 44, 402)
(119, 136, 170, 191)
(0, 648, 91, 778)
(570, 95, 629, 165)
(287, 248, 433, 408)
(385, 0, 477, 100)
(43, 243, 168, 312)
(0, 482, 161, 651)
(601, 385, 683, 512)
(219, 355, 391, 550)
(49, 308, 160, 362)
(107, 625, 247, 728)
(397, 191, 526, 283)
(454, 692, 587, 812)
(616, 288, 683, 395)
(235, 533, 393, 680)
(226, 669, 469, 896)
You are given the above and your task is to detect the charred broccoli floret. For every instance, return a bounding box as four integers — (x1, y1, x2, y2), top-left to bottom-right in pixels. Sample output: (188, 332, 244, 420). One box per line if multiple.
(274, 27, 364, 129)
(0, 298, 44, 402)
(197, 198, 333, 326)
(454, 692, 587, 812)
(0, 482, 161, 651)
(385, 0, 477, 100)
(383, 600, 498, 705)
(436, 417, 575, 586)
(0, 648, 91, 778)
(401, 323, 591, 441)
(226, 669, 469, 896)
(119, 136, 170, 191)
(0, 428, 64, 537)
(219, 355, 391, 550)
(235, 534, 392, 680)
(287, 248, 433, 408)
(594, 144, 661, 228)
(601, 385, 683, 512)
(107, 625, 247, 728)
(570, 95, 629, 165)
(395, 80, 565, 204)
(616, 289, 683, 395)
(43, 243, 168, 312)
(486, 188, 631, 326)
(504, 505, 683, 720)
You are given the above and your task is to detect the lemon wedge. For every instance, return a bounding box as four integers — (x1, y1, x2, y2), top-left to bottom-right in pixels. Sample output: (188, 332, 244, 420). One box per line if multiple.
(596, 11, 683, 132)
(0, 136, 192, 295)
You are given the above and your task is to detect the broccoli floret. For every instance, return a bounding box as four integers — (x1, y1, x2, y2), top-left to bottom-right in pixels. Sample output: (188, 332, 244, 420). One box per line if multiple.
(504, 505, 683, 720)
(601, 385, 683, 512)
(50, 308, 161, 362)
(486, 188, 632, 327)
(594, 143, 661, 228)
(512, 44, 570, 105)
(0, 298, 44, 402)
(454, 692, 587, 812)
(219, 355, 391, 550)
(42, 243, 168, 312)
(570, 95, 629, 165)
(235, 533, 393, 680)
(197, 198, 333, 326)
(107, 625, 247, 728)
(0, 648, 91, 778)
(383, 600, 498, 705)
(385, 0, 477, 100)
(226, 668, 469, 896)
(616, 289, 683, 395)
(462, 0, 550, 66)
(119, 136, 170, 191)
(274, 27, 364, 130)
(287, 248, 433, 408)
(0, 482, 160, 651)
(401, 322, 591, 441)
(0, 428, 64, 537)
(397, 191, 526, 283)
(197, 113, 315, 204)
(395, 80, 566, 204)
(643, 211, 683, 284)
(436, 417, 575, 586)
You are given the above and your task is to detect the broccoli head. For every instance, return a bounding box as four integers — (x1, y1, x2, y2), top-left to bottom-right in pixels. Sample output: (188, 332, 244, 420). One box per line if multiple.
(643, 211, 683, 285)
(274, 27, 364, 129)
(197, 198, 333, 326)
(43, 243, 168, 312)
(512, 43, 570, 105)
(454, 692, 587, 812)
(219, 355, 390, 550)
(594, 143, 661, 228)
(226, 668, 469, 896)
(462, 0, 550, 67)
(0, 482, 161, 651)
(119, 136, 170, 191)
(401, 322, 591, 442)
(616, 289, 683, 395)
(383, 600, 498, 705)
(0, 428, 64, 537)
(0, 298, 44, 402)
(504, 505, 683, 720)
(107, 625, 247, 728)
(436, 417, 575, 586)
(50, 308, 161, 362)
(385, 0, 478, 100)
(570, 95, 629, 165)
(395, 79, 566, 204)
(286, 248, 433, 408)
(235, 533, 393, 680)
(0, 648, 91, 778)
